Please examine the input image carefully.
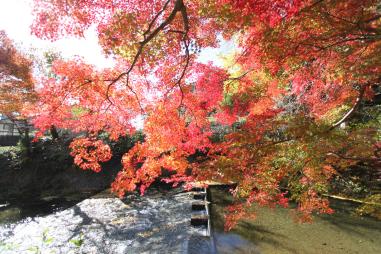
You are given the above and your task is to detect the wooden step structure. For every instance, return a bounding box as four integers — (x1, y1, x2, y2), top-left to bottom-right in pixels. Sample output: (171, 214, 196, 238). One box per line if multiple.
(187, 181, 237, 253)
(192, 200, 210, 210)
(191, 212, 209, 226)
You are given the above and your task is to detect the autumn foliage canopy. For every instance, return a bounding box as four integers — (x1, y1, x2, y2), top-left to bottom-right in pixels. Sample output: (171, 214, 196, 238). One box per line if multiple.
(26, 0, 381, 228)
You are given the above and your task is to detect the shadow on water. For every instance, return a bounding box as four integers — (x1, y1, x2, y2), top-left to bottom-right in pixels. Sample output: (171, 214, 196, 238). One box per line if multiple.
(210, 191, 297, 254)
(112, 187, 191, 253)
(1, 184, 194, 254)
(209, 187, 381, 254)
(0, 190, 101, 225)
(63, 205, 112, 253)
(316, 200, 381, 232)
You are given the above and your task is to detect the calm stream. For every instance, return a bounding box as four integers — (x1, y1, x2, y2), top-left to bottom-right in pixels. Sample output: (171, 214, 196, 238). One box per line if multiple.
(209, 187, 381, 254)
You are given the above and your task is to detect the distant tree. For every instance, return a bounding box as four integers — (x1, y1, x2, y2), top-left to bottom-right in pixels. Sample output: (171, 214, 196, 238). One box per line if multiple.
(0, 30, 36, 151)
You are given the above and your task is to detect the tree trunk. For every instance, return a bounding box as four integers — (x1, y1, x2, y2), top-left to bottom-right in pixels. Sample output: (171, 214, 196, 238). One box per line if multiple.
(50, 125, 59, 140)
(21, 126, 31, 156)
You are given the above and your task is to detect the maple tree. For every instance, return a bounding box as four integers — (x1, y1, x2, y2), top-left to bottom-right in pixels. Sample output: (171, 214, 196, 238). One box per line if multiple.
(28, 0, 381, 228)
(0, 30, 36, 149)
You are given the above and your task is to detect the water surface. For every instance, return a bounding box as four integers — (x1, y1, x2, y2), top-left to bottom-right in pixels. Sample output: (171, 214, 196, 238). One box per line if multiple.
(209, 187, 381, 254)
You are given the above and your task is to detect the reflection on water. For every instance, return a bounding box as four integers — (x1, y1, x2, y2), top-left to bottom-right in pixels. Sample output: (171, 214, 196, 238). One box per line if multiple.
(210, 187, 381, 254)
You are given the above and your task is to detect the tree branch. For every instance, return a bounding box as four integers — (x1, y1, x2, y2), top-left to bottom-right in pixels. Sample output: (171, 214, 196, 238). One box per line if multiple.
(143, 0, 172, 40)
(104, 0, 189, 112)
(330, 85, 367, 130)
(161, 0, 191, 107)
(326, 152, 381, 162)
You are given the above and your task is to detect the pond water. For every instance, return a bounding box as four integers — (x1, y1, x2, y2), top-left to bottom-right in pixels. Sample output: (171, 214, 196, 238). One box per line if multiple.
(209, 187, 381, 254)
